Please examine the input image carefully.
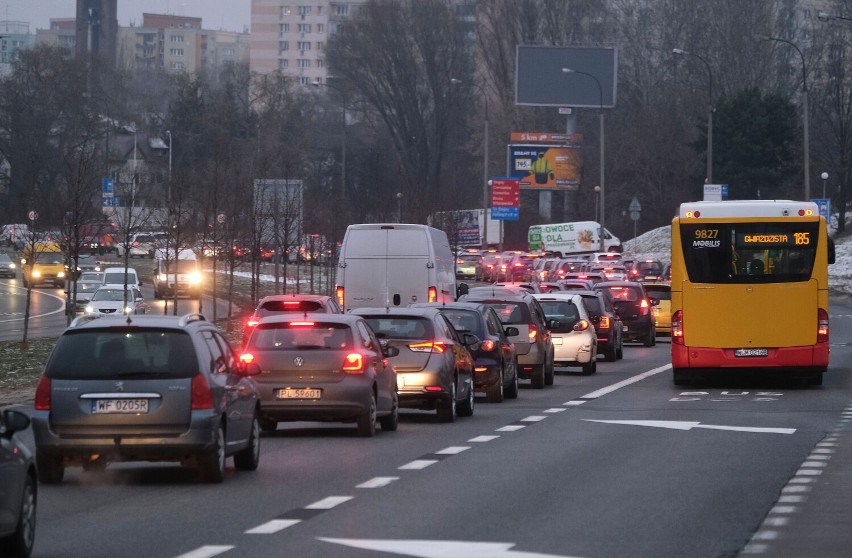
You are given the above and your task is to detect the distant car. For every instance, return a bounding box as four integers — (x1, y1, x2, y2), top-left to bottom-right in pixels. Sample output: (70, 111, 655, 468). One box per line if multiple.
(0, 253, 16, 278)
(562, 271, 607, 286)
(499, 252, 537, 282)
(101, 267, 141, 288)
(116, 232, 158, 258)
(85, 285, 147, 316)
(557, 279, 595, 291)
(32, 313, 261, 484)
(455, 253, 482, 281)
(594, 281, 656, 346)
(66, 278, 104, 314)
(627, 259, 665, 282)
(548, 258, 588, 281)
(480, 251, 502, 282)
(644, 282, 672, 336)
(352, 306, 477, 422)
(242, 294, 343, 347)
(493, 281, 544, 293)
(569, 290, 624, 362)
(73, 255, 102, 275)
(0, 408, 37, 558)
(532, 293, 598, 375)
(411, 301, 519, 403)
(240, 313, 399, 436)
(459, 291, 555, 388)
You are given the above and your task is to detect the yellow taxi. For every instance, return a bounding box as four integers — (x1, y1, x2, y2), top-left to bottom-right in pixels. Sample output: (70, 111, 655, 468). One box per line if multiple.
(643, 282, 671, 336)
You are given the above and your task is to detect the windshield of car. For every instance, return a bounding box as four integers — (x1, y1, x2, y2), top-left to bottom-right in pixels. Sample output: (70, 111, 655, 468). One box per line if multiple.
(599, 285, 643, 303)
(440, 309, 483, 336)
(92, 289, 127, 301)
(360, 316, 434, 340)
(33, 251, 63, 264)
(103, 272, 136, 284)
(249, 322, 353, 350)
(80, 272, 104, 282)
(45, 329, 197, 379)
(579, 295, 603, 314)
(160, 259, 197, 273)
(0, 254, 10, 263)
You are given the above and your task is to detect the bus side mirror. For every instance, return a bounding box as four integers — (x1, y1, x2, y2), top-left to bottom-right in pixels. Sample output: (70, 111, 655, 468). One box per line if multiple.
(828, 238, 836, 265)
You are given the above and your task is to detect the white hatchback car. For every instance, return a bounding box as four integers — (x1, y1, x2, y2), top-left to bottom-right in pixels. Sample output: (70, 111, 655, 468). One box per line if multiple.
(86, 285, 148, 316)
(532, 293, 597, 375)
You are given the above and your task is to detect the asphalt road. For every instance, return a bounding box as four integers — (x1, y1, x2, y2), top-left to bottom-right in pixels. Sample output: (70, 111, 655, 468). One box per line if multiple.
(7, 295, 852, 558)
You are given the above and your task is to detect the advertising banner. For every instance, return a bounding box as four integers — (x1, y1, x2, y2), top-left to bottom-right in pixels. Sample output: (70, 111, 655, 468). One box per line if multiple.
(508, 144, 581, 190)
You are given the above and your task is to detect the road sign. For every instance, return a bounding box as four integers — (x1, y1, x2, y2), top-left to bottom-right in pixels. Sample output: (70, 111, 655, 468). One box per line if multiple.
(102, 177, 114, 198)
(490, 178, 519, 207)
(812, 198, 831, 221)
(27, 210, 38, 221)
(630, 211, 640, 221)
(102, 196, 122, 207)
(491, 207, 519, 221)
(628, 196, 641, 212)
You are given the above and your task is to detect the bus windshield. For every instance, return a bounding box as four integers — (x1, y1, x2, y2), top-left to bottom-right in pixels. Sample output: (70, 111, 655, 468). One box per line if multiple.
(680, 221, 819, 284)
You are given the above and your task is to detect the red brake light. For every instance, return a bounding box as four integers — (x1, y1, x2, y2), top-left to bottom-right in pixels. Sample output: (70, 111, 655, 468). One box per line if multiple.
(342, 353, 364, 372)
(817, 308, 829, 343)
(336, 285, 344, 307)
(640, 299, 650, 315)
(573, 319, 591, 332)
(240, 353, 254, 364)
(480, 340, 495, 352)
(283, 301, 301, 307)
(247, 318, 260, 328)
(191, 373, 214, 409)
(672, 310, 684, 345)
(34, 376, 51, 410)
(428, 286, 438, 303)
(528, 324, 538, 342)
(289, 321, 315, 327)
(408, 341, 446, 353)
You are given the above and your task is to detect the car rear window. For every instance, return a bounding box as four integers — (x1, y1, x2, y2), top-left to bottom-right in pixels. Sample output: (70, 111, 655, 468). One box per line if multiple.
(482, 302, 530, 324)
(360, 316, 434, 340)
(103, 272, 136, 284)
(440, 309, 483, 336)
(537, 300, 580, 333)
(599, 285, 643, 302)
(579, 295, 602, 314)
(249, 322, 352, 350)
(644, 286, 671, 300)
(46, 329, 197, 380)
(258, 300, 324, 316)
(637, 262, 662, 273)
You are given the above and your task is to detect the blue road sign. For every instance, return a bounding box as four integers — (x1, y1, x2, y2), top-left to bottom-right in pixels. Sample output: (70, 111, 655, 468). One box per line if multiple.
(812, 198, 831, 221)
(102, 178, 114, 198)
(102, 196, 122, 207)
(491, 206, 519, 221)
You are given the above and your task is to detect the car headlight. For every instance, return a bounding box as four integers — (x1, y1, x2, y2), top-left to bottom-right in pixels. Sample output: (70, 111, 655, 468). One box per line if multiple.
(159, 273, 167, 281)
(124, 306, 133, 314)
(32, 270, 41, 278)
(85, 305, 94, 313)
(9, 263, 15, 269)
(190, 271, 201, 284)
(58, 271, 65, 278)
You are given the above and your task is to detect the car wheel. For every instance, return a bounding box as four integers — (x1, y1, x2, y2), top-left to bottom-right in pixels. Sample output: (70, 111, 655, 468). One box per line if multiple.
(437, 381, 456, 423)
(199, 424, 226, 483)
(356, 392, 377, 437)
(544, 358, 555, 386)
(234, 413, 261, 471)
(582, 358, 597, 375)
(643, 328, 654, 347)
(36, 451, 64, 485)
(457, 380, 475, 417)
(651, 326, 657, 346)
(530, 365, 545, 389)
(1, 473, 36, 558)
(378, 391, 399, 432)
(616, 337, 624, 359)
(260, 416, 277, 433)
(504, 368, 519, 399)
(486, 375, 504, 403)
(605, 342, 617, 362)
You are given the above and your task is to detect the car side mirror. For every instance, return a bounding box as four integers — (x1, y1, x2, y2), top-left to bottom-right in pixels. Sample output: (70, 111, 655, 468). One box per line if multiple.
(383, 345, 400, 358)
(240, 362, 262, 377)
(2, 409, 30, 437)
(504, 326, 519, 337)
(549, 319, 561, 330)
(462, 333, 480, 347)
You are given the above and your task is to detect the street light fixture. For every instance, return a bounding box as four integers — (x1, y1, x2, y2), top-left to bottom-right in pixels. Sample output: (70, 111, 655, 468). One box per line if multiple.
(821, 171, 829, 198)
(562, 67, 605, 251)
(672, 48, 714, 184)
(450, 77, 490, 248)
(754, 34, 810, 201)
(313, 79, 347, 197)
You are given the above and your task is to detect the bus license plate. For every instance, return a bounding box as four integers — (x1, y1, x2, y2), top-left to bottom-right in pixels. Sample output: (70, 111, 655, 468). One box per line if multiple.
(93, 399, 149, 414)
(735, 349, 768, 357)
(277, 388, 321, 399)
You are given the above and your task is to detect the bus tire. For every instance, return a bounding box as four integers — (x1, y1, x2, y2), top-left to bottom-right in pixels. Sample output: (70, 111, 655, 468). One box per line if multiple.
(673, 368, 690, 386)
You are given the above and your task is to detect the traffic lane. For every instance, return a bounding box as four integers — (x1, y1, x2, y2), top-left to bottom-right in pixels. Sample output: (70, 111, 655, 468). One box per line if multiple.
(27, 346, 673, 558)
(0, 280, 67, 342)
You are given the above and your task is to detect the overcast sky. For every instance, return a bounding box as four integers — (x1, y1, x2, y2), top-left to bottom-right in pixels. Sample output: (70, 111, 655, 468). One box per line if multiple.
(4, 0, 251, 33)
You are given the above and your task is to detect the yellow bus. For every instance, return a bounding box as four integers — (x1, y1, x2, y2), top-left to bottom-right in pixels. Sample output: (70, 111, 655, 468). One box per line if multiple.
(670, 200, 833, 385)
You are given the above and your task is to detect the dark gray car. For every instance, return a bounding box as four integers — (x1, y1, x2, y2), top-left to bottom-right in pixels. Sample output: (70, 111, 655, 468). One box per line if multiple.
(0, 409, 37, 557)
(32, 313, 261, 484)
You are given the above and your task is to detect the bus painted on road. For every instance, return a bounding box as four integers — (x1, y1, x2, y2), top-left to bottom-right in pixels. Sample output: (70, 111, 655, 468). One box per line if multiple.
(670, 200, 833, 385)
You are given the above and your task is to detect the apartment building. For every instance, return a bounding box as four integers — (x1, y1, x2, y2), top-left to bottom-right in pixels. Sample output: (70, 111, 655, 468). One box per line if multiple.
(0, 21, 34, 64)
(250, 1, 366, 84)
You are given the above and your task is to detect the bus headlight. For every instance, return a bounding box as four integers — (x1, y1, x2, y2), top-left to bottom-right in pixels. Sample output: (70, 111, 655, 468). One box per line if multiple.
(58, 271, 65, 278)
(190, 271, 201, 284)
(32, 270, 41, 278)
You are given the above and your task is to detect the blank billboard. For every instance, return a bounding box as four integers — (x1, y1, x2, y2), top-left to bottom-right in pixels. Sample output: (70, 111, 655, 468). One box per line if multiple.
(516, 45, 617, 108)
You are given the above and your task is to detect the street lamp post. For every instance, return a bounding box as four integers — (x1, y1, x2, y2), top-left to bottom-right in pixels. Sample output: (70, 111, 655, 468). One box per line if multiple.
(451, 78, 489, 248)
(593, 185, 601, 222)
(672, 48, 713, 184)
(165, 130, 172, 204)
(562, 68, 605, 251)
(396, 192, 403, 222)
(756, 34, 810, 200)
(821, 171, 829, 198)
(313, 80, 347, 197)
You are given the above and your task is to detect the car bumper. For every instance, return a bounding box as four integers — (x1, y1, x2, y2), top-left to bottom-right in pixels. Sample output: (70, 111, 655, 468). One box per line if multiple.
(258, 380, 373, 421)
(31, 411, 220, 464)
(552, 335, 595, 365)
(396, 370, 453, 409)
(472, 358, 502, 390)
(672, 343, 830, 370)
(621, 318, 653, 341)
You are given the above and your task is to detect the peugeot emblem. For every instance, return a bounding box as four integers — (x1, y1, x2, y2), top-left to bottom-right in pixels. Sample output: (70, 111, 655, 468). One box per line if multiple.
(115, 381, 125, 392)
(294, 357, 304, 367)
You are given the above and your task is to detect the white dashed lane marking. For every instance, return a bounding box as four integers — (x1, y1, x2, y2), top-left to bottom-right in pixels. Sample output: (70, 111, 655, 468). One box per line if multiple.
(306, 496, 353, 509)
(521, 415, 547, 422)
(357, 477, 399, 488)
(468, 435, 500, 442)
(399, 460, 438, 470)
(174, 546, 234, 558)
(435, 446, 470, 455)
(496, 425, 525, 432)
(245, 519, 301, 534)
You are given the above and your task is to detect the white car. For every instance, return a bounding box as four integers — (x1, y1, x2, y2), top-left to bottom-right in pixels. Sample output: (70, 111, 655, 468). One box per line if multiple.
(532, 293, 597, 375)
(85, 285, 148, 316)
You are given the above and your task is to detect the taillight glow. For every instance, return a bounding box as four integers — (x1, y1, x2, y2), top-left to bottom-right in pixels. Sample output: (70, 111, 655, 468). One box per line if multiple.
(408, 341, 446, 353)
(480, 340, 495, 352)
(289, 321, 315, 327)
(342, 353, 364, 372)
(672, 310, 684, 345)
(424, 386, 443, 392)
(191, 374, 214, 409)
(573, 319, 590, 331)
(817, 308, 829, 343)
(640, 299, 650, 315)
(34, 376, 51, 410)
(247, 318, 260, 328)
(336, 285, 344, 307)
(528, 324, 538, 342)
(283, 301, 301, 307)
(428, 286, 438, 302)
(240, 353, 254, 364)
(599, 316, 610, 329)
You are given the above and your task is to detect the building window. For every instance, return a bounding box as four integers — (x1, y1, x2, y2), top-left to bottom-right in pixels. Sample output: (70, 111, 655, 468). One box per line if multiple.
(298, 23, 312, 33)
(317, 23, 325, 33)
(223, 47, 235, 56)
(298, 6, 312, 16)
(280, 23, 290, 34)
(169, 48, 184, 56)
(170, 35, 185, 43)
(318, 5, 324, 15)
(297, 41, 311, 50)
(279, 40, 289, 51)
(316, 59, 324, 68)
(280, 6, 292, 17)
(335, 4, 350, 16)
(299, 77, 310, 85)
(297, 59, 310, 68)
(279, 59, 289, 69)
(171, 62, 185, 70)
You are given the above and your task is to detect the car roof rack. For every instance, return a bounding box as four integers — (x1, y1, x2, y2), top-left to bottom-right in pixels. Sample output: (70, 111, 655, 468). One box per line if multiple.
(179, 313, 207, 327)
(69, 314, 100, 328)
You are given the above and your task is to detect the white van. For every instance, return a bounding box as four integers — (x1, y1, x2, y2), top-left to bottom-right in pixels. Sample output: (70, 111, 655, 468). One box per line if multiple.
(528, 221, 621, 256)
(152, 248, 201, 299)
(336, 223, 456, 312)
(101, 266, 141, 288)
